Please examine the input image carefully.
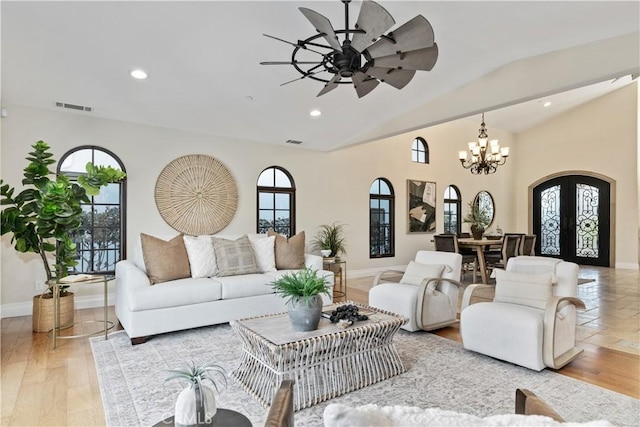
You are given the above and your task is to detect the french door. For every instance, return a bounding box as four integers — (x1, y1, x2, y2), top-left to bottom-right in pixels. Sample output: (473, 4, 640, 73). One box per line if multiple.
(532, 175, 610, 266)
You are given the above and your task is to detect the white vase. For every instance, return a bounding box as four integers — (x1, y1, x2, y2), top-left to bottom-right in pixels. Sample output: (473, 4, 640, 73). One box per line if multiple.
(174, 383, 216, 426)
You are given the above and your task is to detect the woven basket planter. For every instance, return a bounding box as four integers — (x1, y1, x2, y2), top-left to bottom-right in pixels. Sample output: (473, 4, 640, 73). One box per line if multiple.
(32, 292, 74, 333)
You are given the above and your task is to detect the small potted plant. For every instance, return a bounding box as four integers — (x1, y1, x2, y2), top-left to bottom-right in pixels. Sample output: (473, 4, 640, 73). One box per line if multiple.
(463, 201, 491, 240)
(311, 222, 347, 260)
(165, 360, 227, 426)
(270, 268, 331, 331)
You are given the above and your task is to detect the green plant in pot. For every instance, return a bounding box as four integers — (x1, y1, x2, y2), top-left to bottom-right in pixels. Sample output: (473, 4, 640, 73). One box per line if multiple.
(463, 201, 491, 240)
(1, 140, 126, 331)
(311, 222, 347, 260)
(270, 268, 331, 332)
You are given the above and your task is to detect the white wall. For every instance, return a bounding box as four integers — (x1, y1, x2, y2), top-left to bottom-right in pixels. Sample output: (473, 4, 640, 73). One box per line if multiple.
(514, 82, 639, 269)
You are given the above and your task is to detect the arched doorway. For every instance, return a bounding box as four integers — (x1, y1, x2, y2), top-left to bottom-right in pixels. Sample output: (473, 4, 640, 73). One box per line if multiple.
(531, 173, 613, 267)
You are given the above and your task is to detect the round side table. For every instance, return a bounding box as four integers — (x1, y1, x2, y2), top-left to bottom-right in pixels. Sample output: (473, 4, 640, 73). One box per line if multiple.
(153, 408, 252, 427)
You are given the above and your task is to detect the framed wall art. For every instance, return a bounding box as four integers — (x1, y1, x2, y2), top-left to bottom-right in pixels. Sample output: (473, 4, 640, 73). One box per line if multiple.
(407, 180, 436, 233)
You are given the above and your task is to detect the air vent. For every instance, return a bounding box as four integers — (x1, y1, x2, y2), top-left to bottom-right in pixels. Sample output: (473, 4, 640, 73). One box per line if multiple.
(55, 101, 93, 112)
(286, 139, 303, 145)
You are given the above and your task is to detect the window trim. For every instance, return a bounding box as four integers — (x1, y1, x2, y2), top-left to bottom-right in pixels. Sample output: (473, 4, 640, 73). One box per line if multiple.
(57, 145, 127, 275)
(369, 178, 395, 258)
(256, 166, 296, 237)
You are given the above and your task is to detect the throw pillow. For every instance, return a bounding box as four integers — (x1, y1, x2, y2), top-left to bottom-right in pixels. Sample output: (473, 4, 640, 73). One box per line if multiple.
(212, 235, 260, 277)
(494, 270, 553, 310)
(268, 230, 306, 270)
(248, 235, 276, 273)
(183, 235, 218, 278)
(400, 261, 445, 286)
(140, 233, 191, 285)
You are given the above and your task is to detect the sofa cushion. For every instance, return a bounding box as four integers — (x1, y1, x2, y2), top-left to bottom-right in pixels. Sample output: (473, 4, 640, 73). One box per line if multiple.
(183, 235, 217, 278)
(269, 230, 305, 269)
(212, 274, 276, 299)
(212, 235, 260, 276)
(129, 277, 222, 311)
(140, 233, 191, 284)
(494, 270, 553, 310)
(249, 234, 276, 273)
(400, 261, 445, 286)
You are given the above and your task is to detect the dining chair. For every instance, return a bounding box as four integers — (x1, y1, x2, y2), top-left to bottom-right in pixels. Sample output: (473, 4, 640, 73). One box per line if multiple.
(434, 234, 477, 282)
(520, 235, 537, 256)
(485, 234, 522, 270)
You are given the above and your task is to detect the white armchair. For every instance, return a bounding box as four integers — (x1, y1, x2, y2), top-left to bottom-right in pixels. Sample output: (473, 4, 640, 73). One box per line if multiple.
(369, 251, 463, 332)
(460, 256, 585, 371)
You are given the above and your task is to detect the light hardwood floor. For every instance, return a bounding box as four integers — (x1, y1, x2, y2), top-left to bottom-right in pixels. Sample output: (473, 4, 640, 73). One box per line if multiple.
(1, 266, 638, 426)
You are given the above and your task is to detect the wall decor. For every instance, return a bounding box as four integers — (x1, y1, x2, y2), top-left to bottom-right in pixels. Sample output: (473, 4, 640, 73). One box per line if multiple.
(155, 154, 238, 235)
(407, 180, 436, 233)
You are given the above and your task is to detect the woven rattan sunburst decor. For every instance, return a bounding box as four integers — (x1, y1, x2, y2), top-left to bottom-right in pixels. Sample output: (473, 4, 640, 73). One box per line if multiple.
(155, 155, 238, 235)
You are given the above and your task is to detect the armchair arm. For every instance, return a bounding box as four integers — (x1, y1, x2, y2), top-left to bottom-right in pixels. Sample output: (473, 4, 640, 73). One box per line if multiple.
(461, 284, 495, 311)
(415, 277, 462, 330)
(542, 296, 586, 369)
(372, 269, 406, 287)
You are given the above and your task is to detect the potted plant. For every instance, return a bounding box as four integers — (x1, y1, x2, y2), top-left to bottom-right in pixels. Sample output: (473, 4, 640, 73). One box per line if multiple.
(165, 360, 227, 425)
(463, 201, 491, 240)
(270, 268, 331, 331)
(311, 222, 347, 260)
(1, 140, 126, 331)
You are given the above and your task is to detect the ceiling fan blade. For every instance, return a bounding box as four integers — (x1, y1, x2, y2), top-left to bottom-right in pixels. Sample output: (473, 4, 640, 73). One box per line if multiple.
(371, 44, 439, 71)
(299, 7, 342, 52)
(280, 70, 325, 86)
(350, 0, 395, 53)
(317, 74, 342, 97)
(261, 61, 323, 65)
(365, 67, 416, 89)
(352, 71, 380, 98)
(365, 15, 435, 59)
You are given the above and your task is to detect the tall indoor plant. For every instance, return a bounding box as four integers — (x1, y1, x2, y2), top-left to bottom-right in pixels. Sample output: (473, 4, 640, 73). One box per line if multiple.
(311, 222, 347, 260)
(1, 140, 126, 330)
(463, 201, 491, 240)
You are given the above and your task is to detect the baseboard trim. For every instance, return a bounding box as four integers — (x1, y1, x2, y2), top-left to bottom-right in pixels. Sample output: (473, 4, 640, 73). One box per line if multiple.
(614, 262, 639, 270)
(0, 294, 116, 319)
(348, 265, 406, 279)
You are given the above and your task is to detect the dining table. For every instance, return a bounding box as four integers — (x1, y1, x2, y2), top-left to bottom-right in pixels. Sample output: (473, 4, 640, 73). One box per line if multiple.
(457, 237, 503, 284)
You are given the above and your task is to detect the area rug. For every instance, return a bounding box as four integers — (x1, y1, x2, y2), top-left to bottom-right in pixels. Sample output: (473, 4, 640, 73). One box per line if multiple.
(91, 325, 639, 427)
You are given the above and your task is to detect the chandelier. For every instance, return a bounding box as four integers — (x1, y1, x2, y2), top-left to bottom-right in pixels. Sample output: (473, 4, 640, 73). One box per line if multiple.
(458, 113, 510, 174)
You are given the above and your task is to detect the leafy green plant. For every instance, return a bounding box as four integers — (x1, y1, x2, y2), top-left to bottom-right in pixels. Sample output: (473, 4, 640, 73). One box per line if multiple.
(311, 222, 347, 258)
(165, 360, 228, 394)
(463, 201, 491, 229)
(270, 268, 331, 307)
(0, 140, 126, 292)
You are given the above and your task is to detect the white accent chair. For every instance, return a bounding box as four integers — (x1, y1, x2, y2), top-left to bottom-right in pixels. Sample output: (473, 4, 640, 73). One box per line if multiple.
(460, 256, 585, 371)
(369, 251, 463, 332)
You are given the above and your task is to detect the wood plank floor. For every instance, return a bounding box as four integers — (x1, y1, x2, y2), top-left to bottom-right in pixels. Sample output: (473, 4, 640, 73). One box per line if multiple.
(1, 265, 638, 426)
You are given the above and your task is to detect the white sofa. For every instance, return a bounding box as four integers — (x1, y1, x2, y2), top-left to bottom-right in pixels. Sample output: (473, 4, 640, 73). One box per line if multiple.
(115, 233, 334, 344)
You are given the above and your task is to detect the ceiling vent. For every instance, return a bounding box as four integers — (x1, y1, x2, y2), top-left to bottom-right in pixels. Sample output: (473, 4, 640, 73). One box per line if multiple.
(55, 101, 93, 112)
(285, 139, 303, 145)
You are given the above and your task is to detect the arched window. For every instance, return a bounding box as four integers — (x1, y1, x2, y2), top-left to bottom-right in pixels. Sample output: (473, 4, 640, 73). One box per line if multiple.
(370, 178, 395, 258)
(411, 137, 429, 164)
(257, 166, 296, 237)
(443, 185, 462, 235)
(58, 146, 127, 274)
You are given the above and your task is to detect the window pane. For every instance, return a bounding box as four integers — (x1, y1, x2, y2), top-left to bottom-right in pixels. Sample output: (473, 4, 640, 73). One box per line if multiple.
(412, 139, 419, 150)
(380, 199, 389, 213)
(417, 152, 425, 163)
(275, 193, 289, 209)
(94, 151, 121, 169)
(370, 181, 379, 195)
(60, 149, 92, 172)
(257, 169, 274, 186)
(259, 192, 274, 209)
(259, 210, 274, 222)
(411, 150, 418, 162)
(379, 180, 390, 195)
(94, 183, 120, 204)
(274, 169, 292, 188)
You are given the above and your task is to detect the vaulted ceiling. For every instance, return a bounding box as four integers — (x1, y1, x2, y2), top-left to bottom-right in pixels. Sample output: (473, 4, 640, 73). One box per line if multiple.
(2, 1, 639, 151)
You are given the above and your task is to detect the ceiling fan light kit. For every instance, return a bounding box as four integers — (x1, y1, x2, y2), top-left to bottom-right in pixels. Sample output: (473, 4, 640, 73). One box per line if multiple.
(261, 0, 439, 98)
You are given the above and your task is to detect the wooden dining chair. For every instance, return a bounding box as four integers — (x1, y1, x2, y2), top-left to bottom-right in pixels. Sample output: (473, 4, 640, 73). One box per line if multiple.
(520, 235, 537, 256)
(485, 234, 522, 270)
(434, 234, 477, 282)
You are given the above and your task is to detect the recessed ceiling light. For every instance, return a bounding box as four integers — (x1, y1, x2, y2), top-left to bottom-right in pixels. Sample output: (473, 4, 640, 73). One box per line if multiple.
(309, 109, 321, 117)
(130, 69, 148, 80)
(543, 101, 552, 107)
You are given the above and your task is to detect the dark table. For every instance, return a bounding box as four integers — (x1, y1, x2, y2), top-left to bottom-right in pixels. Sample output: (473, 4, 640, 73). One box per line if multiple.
(153, 408, 252, 427)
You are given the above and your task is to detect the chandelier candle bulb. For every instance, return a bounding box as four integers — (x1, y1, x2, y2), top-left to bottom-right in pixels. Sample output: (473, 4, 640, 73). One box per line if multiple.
(458, 151, 468, 160)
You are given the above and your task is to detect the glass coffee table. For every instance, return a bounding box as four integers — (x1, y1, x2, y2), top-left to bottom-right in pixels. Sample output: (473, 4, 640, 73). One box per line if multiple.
(230, 302, 407, 411)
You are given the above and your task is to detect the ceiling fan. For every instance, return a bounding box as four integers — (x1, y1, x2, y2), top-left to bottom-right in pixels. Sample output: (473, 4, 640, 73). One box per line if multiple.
(261, 0, 439, 98)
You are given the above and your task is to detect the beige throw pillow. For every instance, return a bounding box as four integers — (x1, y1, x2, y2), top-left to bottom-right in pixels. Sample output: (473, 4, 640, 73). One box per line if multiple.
(212, 235, 260, 276)
(400, 261, 445, 286)
(183, 235, 218, 278)
(249, 235, 276, 273)
(140, 233, 191, 284)
(268, 230, 305, 270)
(494, 270, 553, 310)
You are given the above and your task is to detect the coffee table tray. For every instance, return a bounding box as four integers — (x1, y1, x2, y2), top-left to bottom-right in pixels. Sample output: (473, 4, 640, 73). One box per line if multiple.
(230, 302, 407, 411)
